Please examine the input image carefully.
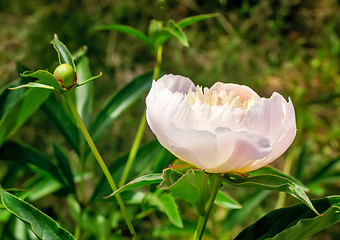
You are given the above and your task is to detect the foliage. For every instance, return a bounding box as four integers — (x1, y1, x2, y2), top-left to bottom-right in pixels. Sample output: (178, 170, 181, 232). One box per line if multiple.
(1, 1, 340, 239)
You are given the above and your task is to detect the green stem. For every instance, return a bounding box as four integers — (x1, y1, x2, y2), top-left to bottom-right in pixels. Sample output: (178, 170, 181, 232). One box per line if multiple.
(275, 153, 293, 209)
(64, 94, 137, 240)
(118, 45, 163, 187)
(193, 174, 223, 240)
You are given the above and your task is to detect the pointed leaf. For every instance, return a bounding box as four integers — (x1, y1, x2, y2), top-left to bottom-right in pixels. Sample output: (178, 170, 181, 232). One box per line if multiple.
(9, 83, 55, 91)
(158, 169, 210, 216)
(106, 173, 163, 198)
(75, 56, 94, 128)
(50, 34, 76, 70)
(76, 72, 102, 87)
(0, 88, 51, 146)
(249, 166, 308, 191)
(0, 189, 75, 240)
(96, 24, 150, 46)
(145, 192, 183, 228)
(90, 71, 154, 141)
(224, 171, 319, 215)
(163, 20, 188, 47)
(235, 196, 340, 240)
(20, 70, 63, 91)
(177, 13, 218, 28)
(215, 190, 242, 209)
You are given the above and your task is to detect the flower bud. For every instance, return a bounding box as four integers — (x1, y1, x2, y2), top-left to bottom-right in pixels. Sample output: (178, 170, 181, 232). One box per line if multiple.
(53, 63, 77, 89)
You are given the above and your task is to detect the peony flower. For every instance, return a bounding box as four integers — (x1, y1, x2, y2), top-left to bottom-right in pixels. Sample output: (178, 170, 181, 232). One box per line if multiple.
(146, 74, 296, 173)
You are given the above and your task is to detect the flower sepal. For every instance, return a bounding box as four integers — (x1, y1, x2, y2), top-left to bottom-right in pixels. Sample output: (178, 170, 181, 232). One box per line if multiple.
(10, 69, 102, 93)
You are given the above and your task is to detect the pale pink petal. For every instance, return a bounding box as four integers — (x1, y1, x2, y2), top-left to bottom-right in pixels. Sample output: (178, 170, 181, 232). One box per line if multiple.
(164, 124, 272, 173)
(210, 82, 260, 102)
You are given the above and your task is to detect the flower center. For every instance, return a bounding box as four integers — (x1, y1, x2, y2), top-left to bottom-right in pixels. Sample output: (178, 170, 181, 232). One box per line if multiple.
(185, 86, 256, 110)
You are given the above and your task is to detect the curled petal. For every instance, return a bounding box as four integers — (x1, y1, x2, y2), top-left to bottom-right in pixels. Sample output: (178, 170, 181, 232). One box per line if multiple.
(164, 124, 272, 173)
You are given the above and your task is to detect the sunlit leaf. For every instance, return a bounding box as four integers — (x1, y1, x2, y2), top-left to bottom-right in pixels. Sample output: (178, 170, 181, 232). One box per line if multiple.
(50, 34, 76, 70)
(20, 70, 63, 91)
(158, 169, 210, 216)
(106, 173, 163, 198)
(177, 13, 218, 28)
(0, 88, 51, 146)
(163, 20, 188, 47)
(215, 190, 242, 209)
(0, 189, 75, 240)
(224, 171, 319, 215)
(96, 24, 150, 47)
(235, 196, 340, 240)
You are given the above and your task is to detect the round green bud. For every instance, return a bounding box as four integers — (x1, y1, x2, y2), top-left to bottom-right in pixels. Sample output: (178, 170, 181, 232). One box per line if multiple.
(53, 63, 77, 89)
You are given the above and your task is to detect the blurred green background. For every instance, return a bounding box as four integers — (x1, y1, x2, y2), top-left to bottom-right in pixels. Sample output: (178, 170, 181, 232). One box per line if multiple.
(1, 0, 340, 239)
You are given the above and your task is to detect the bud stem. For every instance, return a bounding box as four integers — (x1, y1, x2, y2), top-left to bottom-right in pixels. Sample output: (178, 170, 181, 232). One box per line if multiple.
(193, 173, 223, 240)
(64, 93, 137, 239)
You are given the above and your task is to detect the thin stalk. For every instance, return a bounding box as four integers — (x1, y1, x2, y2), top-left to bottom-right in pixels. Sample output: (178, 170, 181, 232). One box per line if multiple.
(64, 93, 137, 239)
(118, 45, 163, 187)
(275, 153, 294, 209)
(193, 174, 223, 240)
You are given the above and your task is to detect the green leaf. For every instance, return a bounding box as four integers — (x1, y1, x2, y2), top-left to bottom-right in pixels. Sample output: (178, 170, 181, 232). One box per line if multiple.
(249, 166, 308, 191)
(0, 189, 75, 240)
(24, 176, 63, 201)
(145, 192, 183, 228)
(235, 196, 340, 240)
(75, 72, 102, 87)
(20, 70, 63, 91)
(215, 190, 242, 209)
(75, 56, 94, 128)
(90, 71, 154, 141)
(163, 20, 188, 47)
(9, 82, 55, 91)
(0, 141, 64, 184)
(96, 24, 150, 47)
(158, 169, 210, 216)
(41, 96, 80, 153)
(224, 170, 319, 215)
(53, 144, 76, 194)
(177, 13, 218, 28)
(0, 88, 51, 146)
(50, 34, 76, 70)
(106, 173, 163, 198)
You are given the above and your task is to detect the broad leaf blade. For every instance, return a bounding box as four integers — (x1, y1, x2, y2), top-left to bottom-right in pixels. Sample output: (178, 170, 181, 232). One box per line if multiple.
(249, 166, 308, 191)
(106, 173, 163, 198)
(0, 88, 51, 146)
(20, 70, 63, 91)
(224, 171, 319, 215)
(177, 13, 218, 28)
(215, 190, 242, 209)
(164, 20, 188, 47)
(235, 196, 340, 240)
(0, 189, 75, 240)
(158, 169, 210, 216)
(51, 34, 76, 70)
(96, 24, 150, 46)
(75, 56, 93, 128)
(90, 71, 154, 141)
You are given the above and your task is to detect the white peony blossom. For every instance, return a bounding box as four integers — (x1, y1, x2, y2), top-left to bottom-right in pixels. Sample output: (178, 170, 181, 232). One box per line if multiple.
(146, 74, 296, 173)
